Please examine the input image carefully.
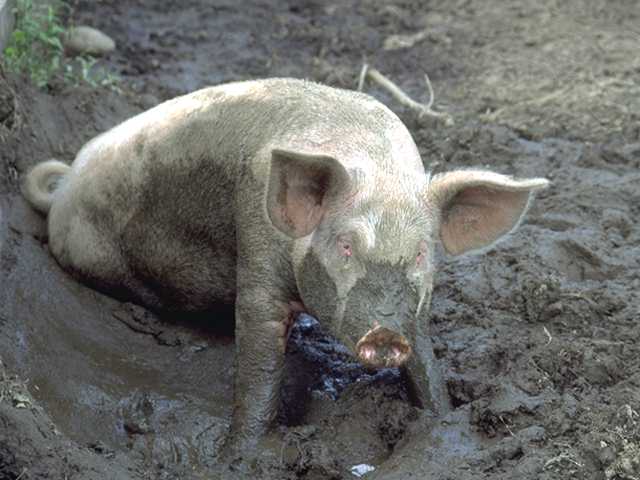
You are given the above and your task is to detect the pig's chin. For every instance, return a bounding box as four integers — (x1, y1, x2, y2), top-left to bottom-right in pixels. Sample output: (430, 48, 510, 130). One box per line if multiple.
(354, 326, 412, 369)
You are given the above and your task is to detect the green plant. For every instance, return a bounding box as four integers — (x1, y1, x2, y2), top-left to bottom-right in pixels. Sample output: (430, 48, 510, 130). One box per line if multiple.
(2, 0, 120, 91)
(63, 55, 121, 91)
(3, 0, 66, 88)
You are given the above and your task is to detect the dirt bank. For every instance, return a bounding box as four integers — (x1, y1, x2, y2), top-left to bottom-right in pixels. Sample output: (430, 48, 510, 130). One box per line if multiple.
(1, 1, 639, 479)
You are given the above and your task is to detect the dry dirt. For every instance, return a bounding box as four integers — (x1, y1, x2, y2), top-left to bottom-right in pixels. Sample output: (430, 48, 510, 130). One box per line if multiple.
(1, 1, 639, 479)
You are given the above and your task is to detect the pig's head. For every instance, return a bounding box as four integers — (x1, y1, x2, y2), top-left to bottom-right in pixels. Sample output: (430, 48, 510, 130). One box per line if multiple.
(267, 149, 548, 369)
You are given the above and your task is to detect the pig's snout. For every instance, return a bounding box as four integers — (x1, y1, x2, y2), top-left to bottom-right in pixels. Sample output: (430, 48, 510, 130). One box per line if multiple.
(355, 326, 411, 369)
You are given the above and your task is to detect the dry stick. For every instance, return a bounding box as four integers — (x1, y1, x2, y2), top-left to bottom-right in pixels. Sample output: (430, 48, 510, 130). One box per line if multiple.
(358, 64, 454, 126)
(499, 415, 515, 437)
(423, 71, 435, 110)
(357, 63, 369, 92)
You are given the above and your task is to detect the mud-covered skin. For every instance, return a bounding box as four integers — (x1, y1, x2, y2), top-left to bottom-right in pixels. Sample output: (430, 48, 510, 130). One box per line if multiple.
(22, 78, 548, 456)
(344, 263, 420, 367)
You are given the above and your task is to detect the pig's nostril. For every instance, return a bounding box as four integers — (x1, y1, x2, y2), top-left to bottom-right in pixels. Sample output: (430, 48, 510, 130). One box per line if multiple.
(355, 327, 412, 369)
(356, 341, 410, 368)
(360, 345, 376, 362)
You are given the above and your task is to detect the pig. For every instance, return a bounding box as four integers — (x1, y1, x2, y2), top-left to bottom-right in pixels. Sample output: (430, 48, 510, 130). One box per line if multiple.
(21, 78, 549, 454)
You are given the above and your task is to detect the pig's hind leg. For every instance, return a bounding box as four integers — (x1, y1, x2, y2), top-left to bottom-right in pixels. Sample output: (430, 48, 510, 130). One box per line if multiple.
(47, 193, 136, 302)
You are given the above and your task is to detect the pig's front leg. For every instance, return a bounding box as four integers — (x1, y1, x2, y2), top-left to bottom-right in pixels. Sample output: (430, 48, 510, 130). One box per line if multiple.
(402, 325, 449, 416)
(221, 285, 298, 459)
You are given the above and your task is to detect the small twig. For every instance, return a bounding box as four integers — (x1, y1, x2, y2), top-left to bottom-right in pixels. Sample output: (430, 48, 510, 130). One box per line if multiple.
(543, 326, 553, 345)
(357, 63, 368, 92)
(423, 72, 435, 110)
(16, 468, 28, 480)
(499, 415, 515, 437)
(358, 65, 454, 126)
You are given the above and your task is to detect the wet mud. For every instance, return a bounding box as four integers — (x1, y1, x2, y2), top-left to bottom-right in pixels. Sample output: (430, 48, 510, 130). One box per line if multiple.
(1, 0, 639, 479)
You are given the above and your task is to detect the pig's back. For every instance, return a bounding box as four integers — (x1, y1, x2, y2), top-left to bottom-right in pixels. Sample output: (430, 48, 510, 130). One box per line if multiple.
(50, 79, 424, 309)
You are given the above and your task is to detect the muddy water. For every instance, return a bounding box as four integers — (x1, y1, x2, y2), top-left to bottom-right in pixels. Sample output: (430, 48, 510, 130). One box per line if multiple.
(1, 0, 640, 479)
(0, 202, 231, 466)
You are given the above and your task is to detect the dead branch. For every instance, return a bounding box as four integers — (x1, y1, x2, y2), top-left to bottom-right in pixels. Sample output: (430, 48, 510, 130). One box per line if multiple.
(357, 64, 454, 126)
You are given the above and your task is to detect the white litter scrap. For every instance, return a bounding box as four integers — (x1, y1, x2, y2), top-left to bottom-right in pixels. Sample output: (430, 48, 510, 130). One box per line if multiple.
(350, 464, 376, 477)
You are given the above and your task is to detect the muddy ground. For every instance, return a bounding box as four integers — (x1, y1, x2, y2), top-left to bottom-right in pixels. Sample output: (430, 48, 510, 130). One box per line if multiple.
(1, 0, 639, 479)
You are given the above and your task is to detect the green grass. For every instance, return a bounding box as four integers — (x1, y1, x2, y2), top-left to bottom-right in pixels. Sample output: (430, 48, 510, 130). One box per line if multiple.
(2, 0, 119, 90)
(3, 0, 65, 88)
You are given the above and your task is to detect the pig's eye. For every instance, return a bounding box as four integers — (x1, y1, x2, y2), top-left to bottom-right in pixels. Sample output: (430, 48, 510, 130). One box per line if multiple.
(337, 236, 353, 259)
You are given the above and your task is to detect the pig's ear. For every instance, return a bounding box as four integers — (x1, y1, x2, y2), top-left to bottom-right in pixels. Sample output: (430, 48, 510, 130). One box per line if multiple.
(426, 170, 549, 256)
(267, 148, 350, 238)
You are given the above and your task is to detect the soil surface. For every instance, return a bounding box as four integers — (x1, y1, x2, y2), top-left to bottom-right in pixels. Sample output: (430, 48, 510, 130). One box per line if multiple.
(1, 0, 639, 479)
